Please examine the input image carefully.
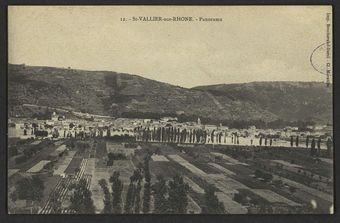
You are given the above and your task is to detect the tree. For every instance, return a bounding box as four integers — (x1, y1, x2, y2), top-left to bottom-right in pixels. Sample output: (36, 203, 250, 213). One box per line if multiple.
(69, 123, 75, 129)
(143, 155, 151, 183)
(133, 169, 143, 213)
(273, 179, 283, 188)
(234, 192, 246, 204)
(262, 172, 273, 182)
(98, 179, 112, 213)
(134, 178, 142, 213)
(211, 130, 215, 144)
(201, 185, 225, 214)
(311, 138, 316, 156)
(69, 179, 95, 214)
(326, 137, 333, 157)
(289, 186, 297, 193)
(143, 182, 151, 214)
(109, 171, 123, 214)
(167, 175, 189, 214)
(52, 128, 60, 138)
(317, 138, 321, 156)
(290, 136, 294, 147)
(152, 175, 169, 214)
(254, 169, 263, 178)
(124, 181, 136, 213)
(124, 169, 143, 213)
(143, 155, 151, 213)
(31, 175, 45, 201)
(296, 136, 299, 147)
(14, 176, 45, 202)
(50, 192, 62, 214)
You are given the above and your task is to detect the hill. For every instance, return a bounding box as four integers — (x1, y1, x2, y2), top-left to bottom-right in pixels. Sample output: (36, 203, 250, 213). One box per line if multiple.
(8, 64, 332, 125)
(193, 82, 332, 124)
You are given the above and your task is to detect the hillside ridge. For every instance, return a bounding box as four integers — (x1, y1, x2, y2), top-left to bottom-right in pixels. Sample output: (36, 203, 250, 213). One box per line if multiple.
(8, 64, 332, 124)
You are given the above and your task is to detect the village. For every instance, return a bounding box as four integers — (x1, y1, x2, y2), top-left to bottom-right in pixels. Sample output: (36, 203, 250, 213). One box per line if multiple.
(9, 111, 333, 148)
(7, 111, 334, 214)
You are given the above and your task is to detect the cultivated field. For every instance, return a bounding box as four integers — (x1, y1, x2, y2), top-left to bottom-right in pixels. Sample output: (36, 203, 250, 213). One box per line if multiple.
(8, 138, 333, 214)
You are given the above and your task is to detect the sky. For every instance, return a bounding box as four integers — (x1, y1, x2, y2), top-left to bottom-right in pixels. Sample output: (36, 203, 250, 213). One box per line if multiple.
(8, 6, 332, 88)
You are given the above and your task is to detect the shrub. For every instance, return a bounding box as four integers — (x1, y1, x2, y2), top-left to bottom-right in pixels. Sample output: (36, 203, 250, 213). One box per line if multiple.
(15, 155, 27, 164)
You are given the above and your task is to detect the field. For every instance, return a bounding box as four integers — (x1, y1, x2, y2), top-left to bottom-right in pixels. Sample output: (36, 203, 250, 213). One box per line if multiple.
(208, 163, 236, 176)
(151, 154, 169, 162)
(8, 140, 59, 171)
(8, 138, 334, 214)
(53, 151, 76, 176)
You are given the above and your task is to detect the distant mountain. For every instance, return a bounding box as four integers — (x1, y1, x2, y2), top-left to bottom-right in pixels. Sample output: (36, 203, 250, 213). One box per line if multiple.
(8, 64, 332, 124)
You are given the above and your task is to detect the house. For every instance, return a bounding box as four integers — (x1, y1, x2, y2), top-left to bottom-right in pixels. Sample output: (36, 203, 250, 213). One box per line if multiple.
(204, 124, 218, 131)
(218, 124, 229, 131)
(45, 120, 54, 126)
(160, 117, 178, 122)
(143, 119, 151, 124)
(197, 117, 201, 125)
(51, 112, 59, 121)
(323, 125, 333, 135)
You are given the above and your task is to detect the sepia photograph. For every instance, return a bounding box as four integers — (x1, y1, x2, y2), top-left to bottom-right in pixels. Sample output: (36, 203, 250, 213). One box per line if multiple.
(7, 6, 333, 214)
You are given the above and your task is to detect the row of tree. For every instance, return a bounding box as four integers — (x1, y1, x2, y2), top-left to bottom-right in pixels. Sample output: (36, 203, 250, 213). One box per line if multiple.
(136, 127, 333, 157)
(258, 137, 273, 146)
(40, 153, 225, 214)
(136, 126, 219, 144)
(289, 136, 333, 157)
(95, 165, 225, 214)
